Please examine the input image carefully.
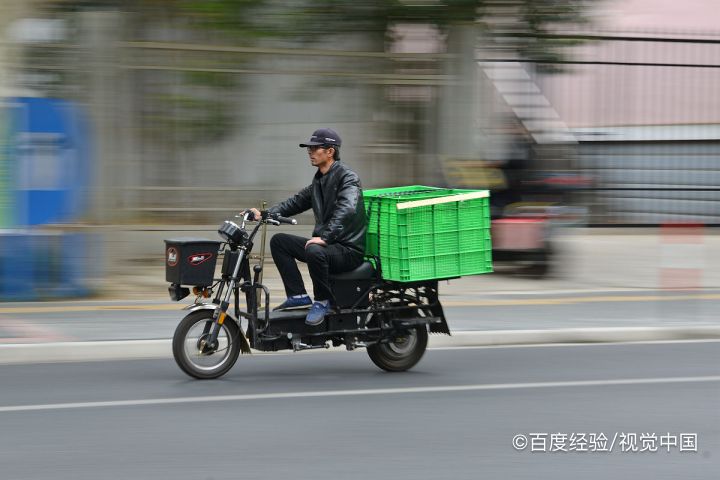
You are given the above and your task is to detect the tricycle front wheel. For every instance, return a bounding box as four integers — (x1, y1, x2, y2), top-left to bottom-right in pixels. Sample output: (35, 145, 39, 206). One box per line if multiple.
(172, 310, 241, 379)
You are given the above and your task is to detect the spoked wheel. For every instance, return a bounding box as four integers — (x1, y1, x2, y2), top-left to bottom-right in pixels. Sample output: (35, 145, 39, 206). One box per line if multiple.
(172, 310, 241, 379)
(367, 326, 428, 372)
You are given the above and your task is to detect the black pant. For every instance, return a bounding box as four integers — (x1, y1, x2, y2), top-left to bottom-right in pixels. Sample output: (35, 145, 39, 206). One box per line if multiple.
(270, 233, 363, 304)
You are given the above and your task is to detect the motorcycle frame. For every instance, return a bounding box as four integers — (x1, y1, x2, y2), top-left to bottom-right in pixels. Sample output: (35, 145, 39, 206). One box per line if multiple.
(183, 214, 450, 353)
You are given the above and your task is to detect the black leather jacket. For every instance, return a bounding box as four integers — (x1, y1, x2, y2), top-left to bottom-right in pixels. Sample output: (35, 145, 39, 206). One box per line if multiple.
(269, 161, 367, 254)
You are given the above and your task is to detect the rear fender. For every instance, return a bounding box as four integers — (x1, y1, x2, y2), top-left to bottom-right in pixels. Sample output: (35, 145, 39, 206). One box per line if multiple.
(374, 282, 450, 335)
(425, 286, 450, 335)
(428, 306, 450, 335)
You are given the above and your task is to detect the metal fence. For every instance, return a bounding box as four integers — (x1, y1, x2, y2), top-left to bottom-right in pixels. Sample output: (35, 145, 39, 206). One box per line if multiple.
(6, 13, 720, 226)
(534, 31, 720, 225)
(4, 10, 456, 225)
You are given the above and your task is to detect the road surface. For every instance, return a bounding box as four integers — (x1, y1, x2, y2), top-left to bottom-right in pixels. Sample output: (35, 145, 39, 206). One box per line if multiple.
(0, 341, 717, 479)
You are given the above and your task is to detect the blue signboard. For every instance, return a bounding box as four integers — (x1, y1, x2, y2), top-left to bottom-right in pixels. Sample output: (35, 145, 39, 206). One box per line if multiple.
(0, 97, 94, 300)
(0, 102, 11, 227)
(11, 97, 91, 225)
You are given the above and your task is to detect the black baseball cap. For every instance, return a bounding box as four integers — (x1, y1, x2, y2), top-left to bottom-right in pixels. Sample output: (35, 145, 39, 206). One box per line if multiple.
(299, 128, 342, 148)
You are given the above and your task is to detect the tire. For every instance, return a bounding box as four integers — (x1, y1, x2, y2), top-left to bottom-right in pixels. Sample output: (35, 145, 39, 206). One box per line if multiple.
(520, 242, 553, 278)
(172, 310, 241, 379)
(367, 326, 428, 372)
(523, 259, 550, 278)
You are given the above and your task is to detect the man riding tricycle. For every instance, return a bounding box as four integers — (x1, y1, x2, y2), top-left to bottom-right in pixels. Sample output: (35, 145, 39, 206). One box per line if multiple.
(165, 129, 492, 379)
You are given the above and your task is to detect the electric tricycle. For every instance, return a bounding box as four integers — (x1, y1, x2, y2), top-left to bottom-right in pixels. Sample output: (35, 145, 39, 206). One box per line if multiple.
(165, 211, 450, 379)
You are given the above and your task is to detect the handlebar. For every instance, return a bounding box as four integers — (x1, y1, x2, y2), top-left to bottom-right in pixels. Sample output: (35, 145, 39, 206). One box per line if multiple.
(240, 210, 297, 225)
(269, 213, 297, 225)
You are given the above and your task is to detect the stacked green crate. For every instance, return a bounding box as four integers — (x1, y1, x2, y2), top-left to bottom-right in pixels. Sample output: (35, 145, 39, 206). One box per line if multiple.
(364, 185, 492, 282)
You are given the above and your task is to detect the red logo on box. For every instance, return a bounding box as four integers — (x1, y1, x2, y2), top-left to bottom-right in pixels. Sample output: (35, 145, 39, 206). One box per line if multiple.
(188, 253, 213, 266)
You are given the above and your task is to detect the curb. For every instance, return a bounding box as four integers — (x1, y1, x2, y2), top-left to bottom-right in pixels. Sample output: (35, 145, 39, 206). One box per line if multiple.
(427, 326, 720, 347)
(1, 326, 719, 365)
(0, 340, 172, 365)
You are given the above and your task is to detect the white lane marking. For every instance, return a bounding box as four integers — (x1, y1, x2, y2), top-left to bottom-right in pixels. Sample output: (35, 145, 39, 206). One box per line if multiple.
(428, 338, 720, 350)
(1, 376, 719, 414)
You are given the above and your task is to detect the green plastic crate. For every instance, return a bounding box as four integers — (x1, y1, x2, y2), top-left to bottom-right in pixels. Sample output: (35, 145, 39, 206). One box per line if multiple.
(363, 185, 493, 282)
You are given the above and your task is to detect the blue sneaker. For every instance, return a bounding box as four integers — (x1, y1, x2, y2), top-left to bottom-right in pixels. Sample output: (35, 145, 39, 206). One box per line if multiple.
(305, 301, 330, 326)
(273, 295, 312, 311)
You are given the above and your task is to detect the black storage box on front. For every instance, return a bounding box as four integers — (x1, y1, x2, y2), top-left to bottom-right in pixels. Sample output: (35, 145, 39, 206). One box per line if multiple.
(165, 238, 221, 286)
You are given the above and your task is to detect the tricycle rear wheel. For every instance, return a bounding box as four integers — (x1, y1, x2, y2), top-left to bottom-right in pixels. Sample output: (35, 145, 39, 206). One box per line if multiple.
(367, 326, 428, 372)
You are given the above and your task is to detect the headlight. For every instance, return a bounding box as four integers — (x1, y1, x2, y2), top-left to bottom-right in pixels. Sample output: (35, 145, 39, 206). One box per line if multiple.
(218, 221, 249, 245)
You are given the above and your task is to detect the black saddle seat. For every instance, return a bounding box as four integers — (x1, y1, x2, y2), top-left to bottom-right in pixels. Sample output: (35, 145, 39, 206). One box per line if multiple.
(329, 261, 376, 281)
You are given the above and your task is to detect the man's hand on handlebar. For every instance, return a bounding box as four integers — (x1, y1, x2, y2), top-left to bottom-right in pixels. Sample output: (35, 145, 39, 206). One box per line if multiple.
(242, 208, 262, 221)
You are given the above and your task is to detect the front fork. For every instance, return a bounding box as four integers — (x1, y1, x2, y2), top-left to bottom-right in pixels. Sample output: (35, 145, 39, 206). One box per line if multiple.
(200, 247, 247, 352)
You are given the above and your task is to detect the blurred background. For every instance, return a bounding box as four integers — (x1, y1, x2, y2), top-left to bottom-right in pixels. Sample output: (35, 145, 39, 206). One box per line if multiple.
(2, 5, 719, 478)
(0, 0, 719, 299)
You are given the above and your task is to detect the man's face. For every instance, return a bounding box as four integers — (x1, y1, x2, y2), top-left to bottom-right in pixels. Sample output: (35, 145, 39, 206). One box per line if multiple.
(307, 145, 334, 168)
